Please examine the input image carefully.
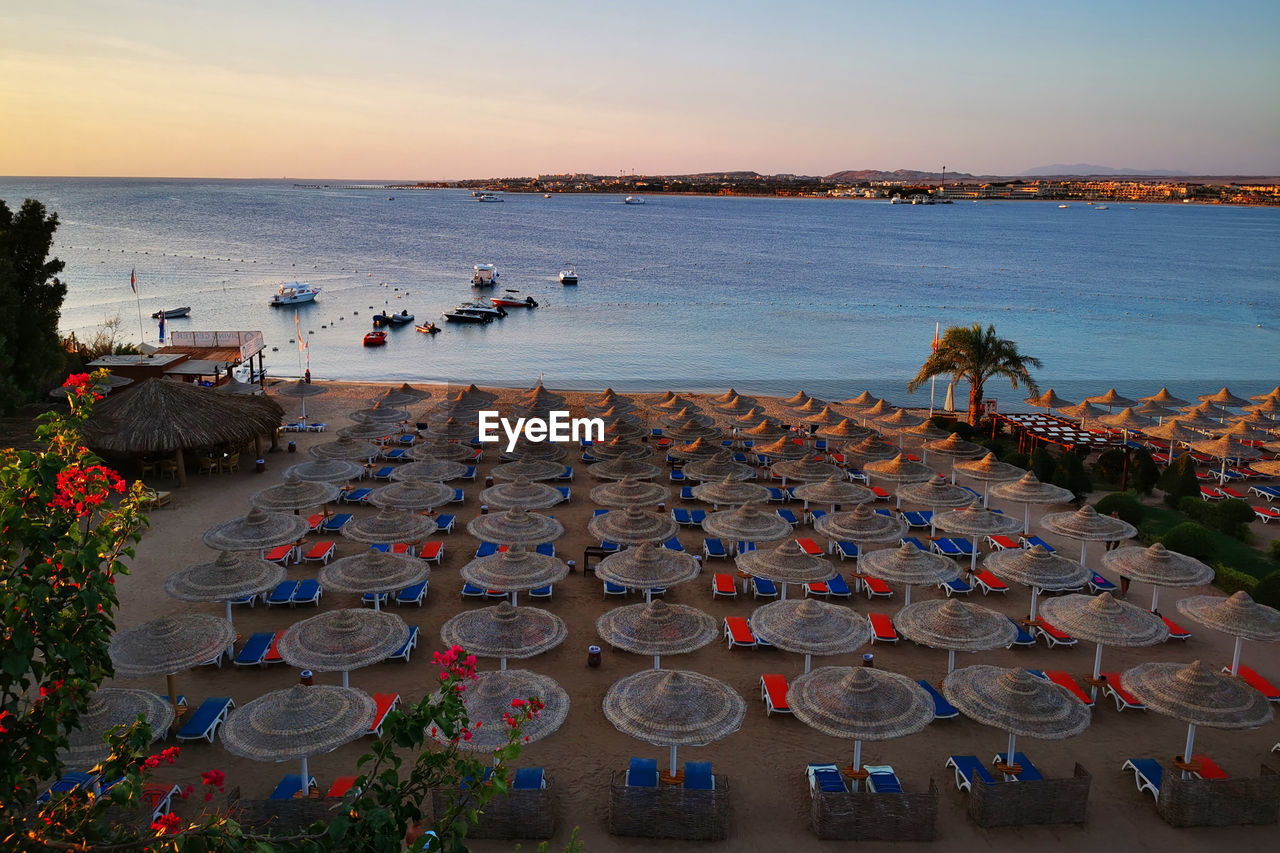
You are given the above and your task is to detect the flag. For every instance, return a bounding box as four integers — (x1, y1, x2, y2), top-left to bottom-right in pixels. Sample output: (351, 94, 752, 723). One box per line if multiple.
(931, 322, 940, 352)
(130, 268, 137, 294)
(158, 310, 165, 343)
(295, 311, 306, 352)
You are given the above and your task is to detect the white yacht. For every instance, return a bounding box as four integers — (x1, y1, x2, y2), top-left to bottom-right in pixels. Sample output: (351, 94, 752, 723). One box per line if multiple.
(624, 196, 645, 205)
(270, 282, 320, 306)
(477, 193, 503, 202)
(472, 264, 499, 287)
(559, 264, 579, 285)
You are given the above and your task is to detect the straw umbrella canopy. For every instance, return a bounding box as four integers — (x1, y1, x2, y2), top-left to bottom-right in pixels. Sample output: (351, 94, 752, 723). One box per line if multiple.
(1217, 413, 1280, 436)
(689, 475, 770, 508)
(771, 453, 842, 483)
(490, 458, 565, 482)
(739, 419, 789, 441)
(251, 473, 340, 513)
(597, 543, 701, 604)
(501, 439, 570, 463)
(1085, 388, 1138, 411)
(318, 549, 430, 610)
(681, 451, 754, 482)
(922, 433, 985, 482)
(590, 475, 671, 509)
(953, 453, 1025, 507)
(1039, 593, 1169, 700)
(1250, 386, 1280, 402)
(110, 614, 236, 711)
(895, 476, 974, 536)
(441, 601, 567, 669)
(861, 543, 959, 605)
(63, 688, 175, 766)
(751, 599, 871, 673)
(376, 383, 432, 407)
(932, 502, 1023, 574)
(1098, 407, 1155, 434)
(1041, 505, 1137, 569)
(984, 545, 1090, 620)
(165, 550, 287, 635)
(667, 424, 724, 447)
(842, 391, 882, 409)
(589, 506, 679, 546)
(461, 549, 571, 604)
(1141, 387, 1190, 407)
(271, 378, 328, 422)
(1122, 660, 1274, 779)
(284, 458, 365, 483)
(702, 503, 794, 544)
(713, 394, 760, 417)
(1175, 405, 1228, 431)
(588, 456, 664, 481)
(668, 438, 724, 463)
(896, 420, 952, 449)
(802, 405, 846, 427)
(943, 666, 1091, 778)
(754, 436, 808, 461)
(342, 507, 437, 545)
(1102, 542, 1214, 612)
(791, 474, 875, 511)
(989, 472, 1074, 534)
(814, 504, 909, 566)
(794, 397, 830, 415)
(709, 388, 746, 405)
(479, 475, 566, 510)
(520, 383, 567, 409)
(586, 389, 636, 413)
(1190, 434, 1262, 480)
(338, 420, 402, 441)
(211, 376, 258, 397)
(1056, 401, 1108, 429)
(603, 669, 746, 777)
(1024, 389, 1074, 414)
(726, 408, 767, 428)
(600, 417, 648, 441)
(349, 403, 410, 425)
(736, 540, 837, 599)
(467, 507, 564, 547)
(203, 507, 309, 552)
(863, 454, 937, 507)
(787, 666, 934, 787)
(876, 409, 927, 433)
(1245, 397, 1280, 417)
(817, 419, 873, 442)
(1177, 592, 1280, 675)
(421, 417, 481, 442)
(660, 408, 715, 430)
(221, 683, 375, 784)
(278, 608, 410, 687)
(312, 435, 381, 461)
(589, 436, 652, 460)
(596, 600, 718, 669)
(1134, 400, 1180, 421)
(1143, 418, 1207, 454)
(368, 479, 456, 511)
(444, 383, 497, 407)
(782, 390, 814, 408)
(895, 598, 1018, 673)
(1199, 387, 1252, 408)
(857, 398, 896, 422)
(431, 670, 570, 753)
(1250, 458, 1280, 477)
(389, 458, 469, 482)
(651, 393, 699, 412)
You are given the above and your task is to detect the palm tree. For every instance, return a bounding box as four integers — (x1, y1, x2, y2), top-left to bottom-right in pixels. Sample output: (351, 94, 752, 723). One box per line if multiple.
(907, 324, 1042, 426)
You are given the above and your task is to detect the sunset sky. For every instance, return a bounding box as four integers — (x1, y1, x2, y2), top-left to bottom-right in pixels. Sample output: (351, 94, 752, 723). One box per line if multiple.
(4, 1, 1278, 179)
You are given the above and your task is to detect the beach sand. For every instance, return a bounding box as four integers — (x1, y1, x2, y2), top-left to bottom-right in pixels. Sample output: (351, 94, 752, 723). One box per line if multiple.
(104, 380, 1280, 851)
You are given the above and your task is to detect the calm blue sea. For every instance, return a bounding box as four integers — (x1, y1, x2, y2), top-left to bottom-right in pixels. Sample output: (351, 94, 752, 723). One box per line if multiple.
(1, 178, 1277, 408)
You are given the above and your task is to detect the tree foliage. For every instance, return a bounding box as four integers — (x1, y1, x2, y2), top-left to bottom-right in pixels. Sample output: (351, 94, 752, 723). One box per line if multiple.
(907, 323, 1042, 426)
(0, 198, 67, 410)
(1157, 453, 1200, 507)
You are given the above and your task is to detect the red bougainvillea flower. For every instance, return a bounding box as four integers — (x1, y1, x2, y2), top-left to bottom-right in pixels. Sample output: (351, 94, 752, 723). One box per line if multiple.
(49, 462, 126, 517)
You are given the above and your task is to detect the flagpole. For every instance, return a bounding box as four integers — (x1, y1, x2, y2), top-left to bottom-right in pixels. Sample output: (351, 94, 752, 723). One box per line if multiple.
(929, 322, 939, 417)
(295, 310, 307, 421)
(132, 268, 145, 363)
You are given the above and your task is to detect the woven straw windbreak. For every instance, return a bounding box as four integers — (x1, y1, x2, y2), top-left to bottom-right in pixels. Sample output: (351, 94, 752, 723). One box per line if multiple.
(893, 599, 1018, 652)
(603, 670, 745, 748)
(787, 666, 933, 741)
(1037, 593, 1169, 647)
(595, 601, 719, 657)
(342, 508, 437, 545)
(164, 551, 287, 602)
(1176, 592, 1280, 642)
(202, 507, 310, 551)
(221, 684, 375, 762)
(277, 609, 411, 673)
(318, 550, 430, 596)
(441, 602, 567, 660)
(749, 599, 872, 656)
(943, 666, 1091, 739)
(110, 614, 236, 678)
(461, 549, 571, 591)
(1121, 660, 1275, 729)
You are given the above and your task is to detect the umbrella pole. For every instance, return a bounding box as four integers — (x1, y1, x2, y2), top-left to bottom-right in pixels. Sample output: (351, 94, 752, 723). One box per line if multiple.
(1181, 723, 1197, 779)
(301, 756, 310, 788)
(1150, 586, 1161, 613)
(1003, 732, 1018, 780)
(501, 657, 508, 671)
(1230, 637, 1243, 676)
(1091, 643, 1104, 702)
(224, 600, 236, 657)
(851, 740, 863, 791)
(947, 649, 956, 673)
(166, 673, 179, 710)
(903, 584, 912, 606)
(1029, 587, 1040, 621)
(670, 745, 678, 777)
(983, 483, 989, 508)
(968, 538, 978, 575)
(511, 591, 519, 607)
(804, 653, 812, 674)
(1079, 540, 1087, 569)
(780, 583, 788, 601)
(341, 671, 350, 688)
(1023, 504, 1030, 536)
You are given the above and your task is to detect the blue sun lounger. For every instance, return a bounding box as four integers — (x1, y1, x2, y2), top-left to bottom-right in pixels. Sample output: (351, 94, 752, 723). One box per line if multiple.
(461, 583, 486, 598)
(264, 581, 299, 607)
(474, 542, 499, 558)
(903, 510, 932, 528)
(1021, 535, 1056, 552)
(680, 486, 695, 500)
(826, 575, 852, 597)
(321, 513, 353, 532)
(339, 488, 372, 504)
(1007, 617, 1036, 647)
(703, 538, 729, 559)
(945, 755, 996, 792)
(535, 542, 555, 557)
(291, 579, 322, 606)
(901, 537, 929, 552)
(433, 513, 456, 533)
(1088, 572, 1118, 593)
(395, 581, 428, 606)
(992, 752, 1044, 782)
(916, 680, 959, 719)
(663, 536, 685, 553)
(270, 774, 316, 800)
(672, 508, 694, 525)
(752, 577, 778, 598)
(371, 466, 394, 480)
(175, 697, 234, 743)
(387, 626, 418, 662)
(684, 761, 714, 790)
(450, 488, 465, 503)
(807, 763, 847, 793)
(776, 508, 800, 526)
(626, 757, 659, 788)
(512, 767, 546, 790)
(835, 541, 859, 560)
(1122, 758, 1163, 800)
(234, 632, 275, 667)
(865, 765, 903, 794)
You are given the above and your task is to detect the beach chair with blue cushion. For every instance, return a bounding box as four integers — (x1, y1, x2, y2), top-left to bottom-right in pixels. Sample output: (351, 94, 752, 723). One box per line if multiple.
(826, 574, 852, 598)
(1021, 535, 1056, 552)
(604, 581, 629, 598)
(433, 513, 456, 534)
(684, 761, 714, 790)
(461, 583, 487, 599)
(395, 581, 428, 606)
(270, 774, 316, 800)
(528, 585, 553, 600)
(387, 626, 418, 663)
(835, 541, 859, 560)
(1087, 572, 1118, 593)
(1122, 758, 1163, 800)
(671, 508, 693, 525)
(176, 697, 235, 743)
(233, 632, 275, 667)
(945, 755, 996, 792)
(991, 752, 1044, 782)
(670, 468, 686, 483)
(556, 486, 571, 502)
(752, 577, 779, 599)
(535, 542, 555, 557)
(382, 448, 407, 461)
(1007, 617, 1036, 647)
(703, 538, 728, 560)
(807, 763, 847, 794)
(460, 465, 477, 480)
(807, 508, 828, 526)
(321, 513, 353, 533)
(450, 488, 465, 503)
(555, 465, 572, 481)
(370, 466, 394, 480)
(474, 542, 499, 558)
(735, 541, 756, 556)
(903, 510, 932, 529)
(512, 767, 547, 790)
(626, 758, 659, 788)
(766, 487, 789, 503)
(931, 538, 964, 558)
(663, 536, 685, 553)
(38, 771, 100, 802)
(291, 579, 322, 606)
(264, 581, 299, 607)
(916, 680, 959, 719)
(680, 486, 695, 500)
(900, 537, 928, 552)
(865, 765, 903, 793)
(340, 487, 372, 504)
(776, 508, 799, 527)
(939, 577, 974, 597)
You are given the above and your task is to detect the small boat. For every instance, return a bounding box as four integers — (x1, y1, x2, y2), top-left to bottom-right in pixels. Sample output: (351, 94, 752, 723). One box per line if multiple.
(363, 330, 387, 346)
(374, 309, 415, 326)
(270, 282, 320, 306)
(558, 264, 578, 285)
(543, 193, 551, 198)
(472, 264, 499, 287)
(151, 306, 190, 319)
(1058, 204, 1070, 209)
(444, 310, 490, 324)
(455, 300, 507, 320)
(491, 291, 539, 308)
(477, 193, 503, 202)
(1095, 205, 1109, 210)
(416, 322, 440, 334)
(623, 196, 645, 205)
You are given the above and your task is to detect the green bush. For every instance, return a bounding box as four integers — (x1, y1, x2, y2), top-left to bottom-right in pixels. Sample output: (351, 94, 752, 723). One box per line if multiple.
(1095, 492, 1145, 527)
(1271, 540, 1280, 566)
(1001, 451, 1030, 469)
(1130, 447, 1160, 495)
(1030, 447, 1056, 483)
(1092, 449, 1127, 486)
(1214, 499, 1257, 540)
(1213, 563, 1259, 595)
(1178, 496, 1213, 525)
(1158, 453, 1200, 508)
(1161, 521, 1216, 561)
(1051, 451, 1092, 500)
(935, 417, 973, 441)
(1253, 571, 1280, 609)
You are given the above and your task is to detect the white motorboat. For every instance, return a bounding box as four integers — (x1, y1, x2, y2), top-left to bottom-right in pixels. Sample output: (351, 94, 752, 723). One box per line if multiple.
(454, 300, 507, 320)
(270, 282, 320, 306)
(624, 196, 645, 205)
(472, 264, 499, 287)
(477, 193, 503, 202)
(559, 264, 578, 285)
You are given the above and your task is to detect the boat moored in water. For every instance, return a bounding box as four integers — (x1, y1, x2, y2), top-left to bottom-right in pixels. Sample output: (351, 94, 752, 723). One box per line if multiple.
(270, 282, 321, 306)
(416, 322, 440, 334)
(363, 330, 387, 346)
(454, 300, 507, 320)
(624, 196, 645, 205)
(477, 193, 503, 202)
(151, 306, 190, 319)
(472, 264, 499, 287)
(373, 309, 415, 326)
(444, 310, 490, 324)
(558, 264, 578, 285)
(490, 291, 539, 308)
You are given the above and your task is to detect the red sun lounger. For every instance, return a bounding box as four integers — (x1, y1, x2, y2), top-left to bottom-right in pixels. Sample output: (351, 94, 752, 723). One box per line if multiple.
(869, 613, 898, 644)
(760, 673, 791, 716)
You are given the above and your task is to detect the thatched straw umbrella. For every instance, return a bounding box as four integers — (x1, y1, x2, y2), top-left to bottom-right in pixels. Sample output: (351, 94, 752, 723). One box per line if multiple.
(63, 688, 175, 766)
(441, 602, 567, 669)
(435, 670, 570, 752)
(983, 545, 1090, 621)
(1199, 387, 1253, 409)
(338, 420, 401, 442)
(284, 458, 365, 483)
(782, 390, 815, 409)
(652, 393, 699, 412)
(660, 408, 715, 430)
(277, 608, 410, 688)
(368, 480, 456, 511)
(1134, 400, 1180, 422)
(802, 405, 846, 428)
(600, 416, 648, 441)
(422, 417, 481, 442)
(857, 399, 898, 427)
(953, 453, 1025, 508)
(895, 476, 975, 536)
(771, 453, 842, 484)
(597, 543, 701, 603)
(1122, 660, 1274, 780)
(1024, 389, 1074, 416)
(603, 669, 746, 778)
(409, 439, 476, 462)
(586, 389, 636, 415)
(1191, 434, 1261, 480)
(690, 475, 771, 508)
(896, 421, 952, 458)
(682, 451, 754, 482)
(787, 666, 934, 788)
(1038, 594, 1169, 701)
(251, 473, 340, 514)
(590, 436, 653, 461)
(389, 458, 469, 482)
(943, 666, 1091, 779)
(221, 683, 375, 785)
(1176, 592, 1280, 675)
(665, 421, 722, 445)
(596, 600, 717, 668)
(931, 502, 1022, 575)
(110, 614, 235, 713)
(895, 599, 1018, 673)
(860, 543, 958, 605)
(460, 549, 571, 606)
(1176, 404, 1227, 430)
(1101, 542, 1212, 611)
(1085, 388, 1138, 412)
(751, 599, 871, 673)
(318, 549, 429, 611)
(85, 378, 284, 486)
(164, 551, 287, 640)
(1140, 387, 1190, 408)
(842, 391, 881, 409)
(342, 507, 437, 546)
(988, 472, 1073, 535)
(309, 435, 379, 463)
(1143, 418, 1206, 456)
(467, 507, 564, 547)
(349, 403, 411, 425)
(922, 433, 985, 482)
(520, 383, 567, 409)
(1041, 505, 1137, 570)
(736, 540, 837, 600)
(740, 419, 788, 441)
(817, 419, 873, 443)
(1098, 407, 1155, 435)
(589, 506, 679, 546)
(876, 409, 928, 435)
(713, 396, 760, 419)
(668, 436, 723, 461)
(791, 474, 874, 512)
(479, 475, 566, 510)
(203, 507, 309, 552)
(490, 458, 565, 482)
(752, 436, 808, 461)
(212, 376, 258, 397)
(590, 475, 671, 509)
(702, 503, 793, 544)
(727, 407, 767, 428)
(272, 378, 327, 422)
(375, 383, 432, 408)
(814, 505, 908, 576)
(1245, 397, 1280, 418)
(863, 454, 937, 508)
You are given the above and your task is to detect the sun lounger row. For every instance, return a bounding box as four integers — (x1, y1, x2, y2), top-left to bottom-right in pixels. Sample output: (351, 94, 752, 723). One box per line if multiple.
(1123, 753, 1233, 800)
(625, 758, 715, 790)
(807, 762, 905, 794)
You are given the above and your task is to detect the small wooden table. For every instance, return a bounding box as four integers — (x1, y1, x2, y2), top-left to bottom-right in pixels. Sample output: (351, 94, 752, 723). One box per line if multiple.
(1172, 756, 1202, 775)
(658, 770, 685, 787)
(841, 767, 870, 782)
(994, 763, 1023, 778)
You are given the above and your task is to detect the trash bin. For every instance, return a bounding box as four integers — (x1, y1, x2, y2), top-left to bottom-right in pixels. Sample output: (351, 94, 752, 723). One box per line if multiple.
(287, 441, 296, 453)
(255, 459, 266, 473)
(588, 646, 602, 668)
